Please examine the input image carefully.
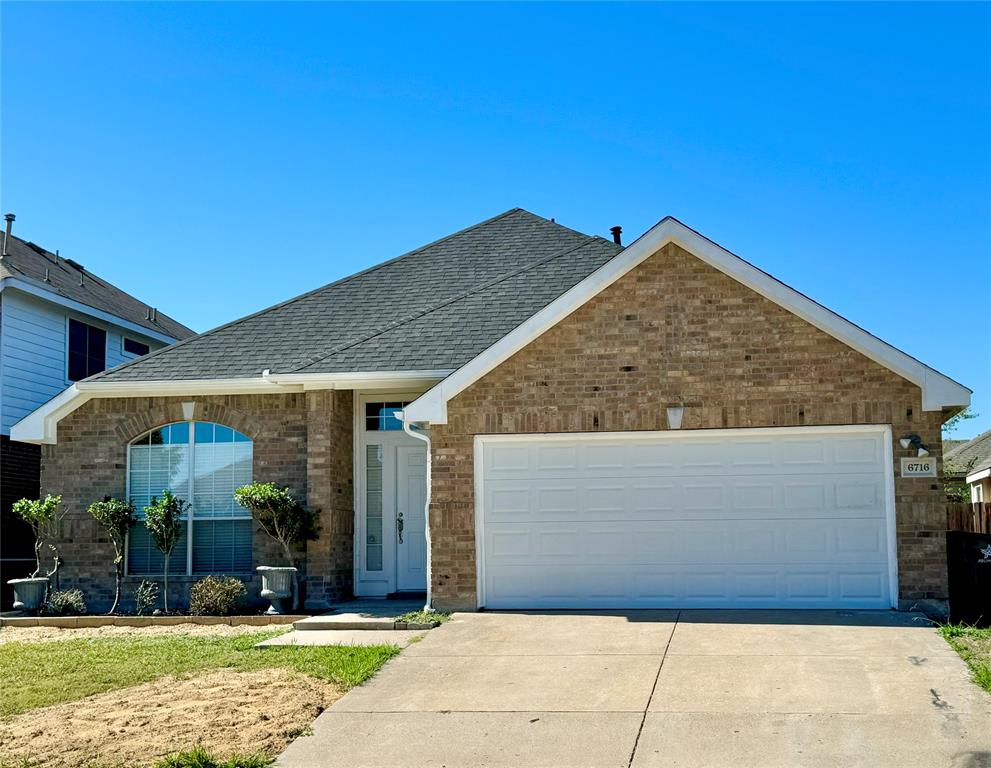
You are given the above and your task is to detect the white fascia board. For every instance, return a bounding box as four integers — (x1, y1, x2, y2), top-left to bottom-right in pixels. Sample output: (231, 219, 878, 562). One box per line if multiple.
(10, 384, 91, 445)
(10, 370, 455, 444)
(966, 467, 991, 484)
(405, 217, 971, 424)
(267, 370, 454, 391)
(0, 278, 180, 345)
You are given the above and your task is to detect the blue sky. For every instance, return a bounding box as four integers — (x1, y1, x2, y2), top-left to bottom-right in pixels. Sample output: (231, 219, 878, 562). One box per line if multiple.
(2, 2, 989, 437)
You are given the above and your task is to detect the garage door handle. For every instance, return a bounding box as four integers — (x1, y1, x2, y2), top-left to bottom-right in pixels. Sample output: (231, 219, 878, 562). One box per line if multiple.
(397, 511, 404, 544)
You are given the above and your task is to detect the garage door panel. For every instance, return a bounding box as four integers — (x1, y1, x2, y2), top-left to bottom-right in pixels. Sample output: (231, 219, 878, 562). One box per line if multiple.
(479, 428, 893, 609)
(485, 477, 886, 522)
(482, 434, 886, 482)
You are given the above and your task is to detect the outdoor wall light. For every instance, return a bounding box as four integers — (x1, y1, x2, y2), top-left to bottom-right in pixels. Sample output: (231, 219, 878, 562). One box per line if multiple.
(899, 434, 930, 458)
(666, 406, 684, 430)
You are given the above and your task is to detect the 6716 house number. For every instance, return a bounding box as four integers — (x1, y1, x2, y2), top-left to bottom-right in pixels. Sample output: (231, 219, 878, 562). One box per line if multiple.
(900, 457, 937, 478)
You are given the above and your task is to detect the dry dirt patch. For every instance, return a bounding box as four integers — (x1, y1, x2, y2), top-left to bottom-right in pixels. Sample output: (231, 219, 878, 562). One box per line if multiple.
(0, 624, 280, 644)
(0, 667, 339, 767)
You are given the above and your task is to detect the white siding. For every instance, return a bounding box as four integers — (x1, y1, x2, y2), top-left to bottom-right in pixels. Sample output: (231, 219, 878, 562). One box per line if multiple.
(0, 288, 166, 434)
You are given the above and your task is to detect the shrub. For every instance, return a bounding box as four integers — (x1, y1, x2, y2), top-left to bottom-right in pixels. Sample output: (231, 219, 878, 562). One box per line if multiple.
(234, 483, 318, 609)
(87, 497, 136, 614)
(154, 745, 272, 768)
(188, 576, 247, 616)
(12, 494, 65, 587)
(45, 589, 86, 616)
(135, 579, 159, 615)
(144, 490, 189, 613)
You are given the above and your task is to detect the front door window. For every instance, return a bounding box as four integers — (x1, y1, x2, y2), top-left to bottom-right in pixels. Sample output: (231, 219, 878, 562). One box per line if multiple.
(365, 445, 384, 571)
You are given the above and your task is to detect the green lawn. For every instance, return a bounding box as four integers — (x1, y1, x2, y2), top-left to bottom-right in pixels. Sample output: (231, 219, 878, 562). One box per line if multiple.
(0, 630, 399, 719)
(940, 624, 991, 693)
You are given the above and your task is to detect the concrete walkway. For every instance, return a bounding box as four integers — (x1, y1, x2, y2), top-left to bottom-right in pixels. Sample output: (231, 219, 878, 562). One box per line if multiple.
(277, 610, 991, 767)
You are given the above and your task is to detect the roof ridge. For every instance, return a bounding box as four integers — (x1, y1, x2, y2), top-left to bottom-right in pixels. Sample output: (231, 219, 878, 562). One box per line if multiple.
(84, 208, 535, 382)
(289, 235, 616, 373)
(945, 428, 991, 458)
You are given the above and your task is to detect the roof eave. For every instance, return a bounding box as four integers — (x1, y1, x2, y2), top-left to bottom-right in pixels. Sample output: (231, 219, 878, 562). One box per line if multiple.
(10, 369, 455, 444)
(404, 217, 971, 425)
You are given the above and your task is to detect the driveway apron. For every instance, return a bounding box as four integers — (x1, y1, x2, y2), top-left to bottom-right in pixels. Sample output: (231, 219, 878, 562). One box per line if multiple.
(277, 610, 991, 768)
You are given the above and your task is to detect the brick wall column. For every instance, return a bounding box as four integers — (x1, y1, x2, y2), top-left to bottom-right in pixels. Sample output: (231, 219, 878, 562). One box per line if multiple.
(304, 389, 354, 608)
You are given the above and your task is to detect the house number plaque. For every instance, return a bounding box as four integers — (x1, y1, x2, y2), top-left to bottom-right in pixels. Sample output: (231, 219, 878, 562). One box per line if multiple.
(900, 457, 937, 478)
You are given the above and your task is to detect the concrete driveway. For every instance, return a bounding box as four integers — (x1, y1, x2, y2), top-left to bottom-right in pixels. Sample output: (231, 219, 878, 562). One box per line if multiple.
(277, 610, 991, 768)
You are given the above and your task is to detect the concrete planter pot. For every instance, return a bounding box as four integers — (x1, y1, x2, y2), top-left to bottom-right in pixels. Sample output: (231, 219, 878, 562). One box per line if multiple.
(257, 566, 296, 614)
(7, 577, 49, 613)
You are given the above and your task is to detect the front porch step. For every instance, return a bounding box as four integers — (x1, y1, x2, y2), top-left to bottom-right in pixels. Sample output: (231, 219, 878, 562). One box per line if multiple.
(293, 598, 432, 631)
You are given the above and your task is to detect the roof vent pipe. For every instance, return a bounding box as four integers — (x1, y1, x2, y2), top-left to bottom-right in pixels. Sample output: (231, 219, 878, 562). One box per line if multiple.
(2, 213, 15, 257)
(610, 225, 622, 246)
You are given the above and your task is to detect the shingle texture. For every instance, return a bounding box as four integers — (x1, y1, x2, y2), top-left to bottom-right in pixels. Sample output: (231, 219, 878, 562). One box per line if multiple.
(88, 209, 621, 382)
(944, 429, 991, 476)
(0, 234, 194, 341)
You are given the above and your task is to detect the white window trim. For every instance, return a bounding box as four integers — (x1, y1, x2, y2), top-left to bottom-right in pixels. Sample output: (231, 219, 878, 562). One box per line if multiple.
(124, 421, 254, 577)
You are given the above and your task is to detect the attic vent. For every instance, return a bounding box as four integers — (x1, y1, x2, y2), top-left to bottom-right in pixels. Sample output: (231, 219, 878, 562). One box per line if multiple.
(65, 258, 85, 271)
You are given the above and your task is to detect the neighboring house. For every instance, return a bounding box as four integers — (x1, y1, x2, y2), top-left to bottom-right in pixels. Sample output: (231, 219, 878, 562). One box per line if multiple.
(11, 209, 971, 614)
(944, 430, 991, 503)
(0, 215, 194, 607)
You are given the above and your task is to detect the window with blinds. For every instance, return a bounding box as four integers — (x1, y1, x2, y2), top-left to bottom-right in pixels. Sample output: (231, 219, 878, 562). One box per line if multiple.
(127, 422, 253, 575)
(366, 444, 384, 571)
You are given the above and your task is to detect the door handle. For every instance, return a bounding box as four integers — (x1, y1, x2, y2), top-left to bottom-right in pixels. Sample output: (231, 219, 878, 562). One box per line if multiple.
(397, 511, 404, 544)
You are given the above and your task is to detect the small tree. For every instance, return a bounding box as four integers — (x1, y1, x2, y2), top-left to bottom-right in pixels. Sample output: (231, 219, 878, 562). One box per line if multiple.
(234, 482, 318, 608)
(144, 490, 188, 613)
(87, 497, 137, 614)
(12, 494, 65, 587)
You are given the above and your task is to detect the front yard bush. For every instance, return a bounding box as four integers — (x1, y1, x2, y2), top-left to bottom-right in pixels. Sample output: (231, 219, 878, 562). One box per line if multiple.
(188, 576, 247, 616)
(45, 589, 87, 616)
(135, 579, 160, 615)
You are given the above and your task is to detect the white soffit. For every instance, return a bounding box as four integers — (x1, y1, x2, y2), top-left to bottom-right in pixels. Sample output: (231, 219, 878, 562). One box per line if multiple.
(405, 217, 970, 424)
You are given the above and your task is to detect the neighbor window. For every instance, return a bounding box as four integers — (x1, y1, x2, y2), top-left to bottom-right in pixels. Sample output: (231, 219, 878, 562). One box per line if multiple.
(365, 401, 411, 431)
(127, 421, 253, 575)
(123, 338, 150, 357)
(67, 319, 106, 381)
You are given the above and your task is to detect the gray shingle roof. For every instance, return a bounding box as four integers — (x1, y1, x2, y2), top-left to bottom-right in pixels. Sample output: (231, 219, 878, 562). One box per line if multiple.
(0, 234, 194, 341)
(88, 209, 622, 382)
(945, 429, 991, 477)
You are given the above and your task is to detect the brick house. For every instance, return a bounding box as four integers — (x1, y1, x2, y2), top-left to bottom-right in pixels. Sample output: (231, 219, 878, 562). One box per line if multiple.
(12, 209, 970, 614)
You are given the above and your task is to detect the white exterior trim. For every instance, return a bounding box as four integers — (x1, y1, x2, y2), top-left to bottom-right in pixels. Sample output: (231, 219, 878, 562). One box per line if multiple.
(0, 277, 180, 345)
(473, 424, 898, 610)
(406, 218, 970, 424)
(10, 370, 453, 444)
(966, 467, 991, 484)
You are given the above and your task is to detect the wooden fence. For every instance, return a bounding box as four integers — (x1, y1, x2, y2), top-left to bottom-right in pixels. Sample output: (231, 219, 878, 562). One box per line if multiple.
(947, 502, 991, 534)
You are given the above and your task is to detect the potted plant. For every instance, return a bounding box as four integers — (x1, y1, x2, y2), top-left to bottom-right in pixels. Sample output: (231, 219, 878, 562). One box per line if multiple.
(143, 490, 188, 614)
(234, 482, 317, 613)
(7, 494, 64, 612)
(87, 497, 137, 614)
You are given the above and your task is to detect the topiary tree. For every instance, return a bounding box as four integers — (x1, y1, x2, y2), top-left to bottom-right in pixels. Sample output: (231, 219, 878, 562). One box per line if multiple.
(87, 497, 137, 614)
(234, 482, 318, 608)
(12, 494, 65, 587)
(144, 490, 188, 614)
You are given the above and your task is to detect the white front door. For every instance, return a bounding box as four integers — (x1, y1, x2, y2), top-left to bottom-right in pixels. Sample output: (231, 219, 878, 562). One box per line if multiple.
(476, 425, 896, 610)
(355, 395, 429, 596)
(397, 446, 428, 591)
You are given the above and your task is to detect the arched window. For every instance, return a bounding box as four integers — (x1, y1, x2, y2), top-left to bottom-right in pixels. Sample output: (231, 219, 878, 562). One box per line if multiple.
(127, 422, 253, 576)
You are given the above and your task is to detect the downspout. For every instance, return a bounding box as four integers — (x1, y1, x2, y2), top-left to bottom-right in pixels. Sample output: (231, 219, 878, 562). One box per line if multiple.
(400, 412, 434, 612)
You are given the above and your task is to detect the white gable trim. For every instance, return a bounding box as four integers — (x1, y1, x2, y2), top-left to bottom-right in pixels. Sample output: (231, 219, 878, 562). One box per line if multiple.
(404, 217, 970, 425)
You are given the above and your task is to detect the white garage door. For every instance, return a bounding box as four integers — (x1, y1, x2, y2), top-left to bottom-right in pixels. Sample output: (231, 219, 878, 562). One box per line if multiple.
(476, 426, 895, 609)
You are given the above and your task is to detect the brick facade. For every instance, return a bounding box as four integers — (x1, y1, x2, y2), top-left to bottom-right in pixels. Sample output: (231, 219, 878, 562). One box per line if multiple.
(430, 242, 950, 611)
(39, 392, 354, 612)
